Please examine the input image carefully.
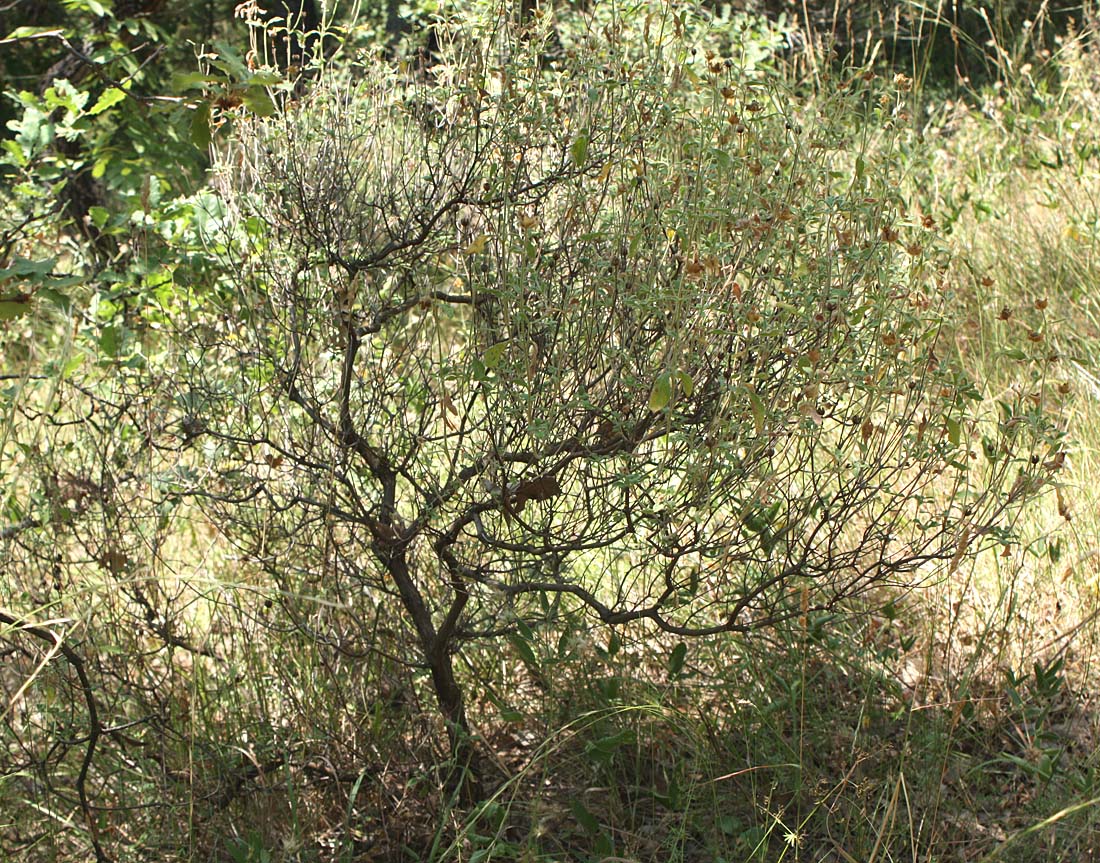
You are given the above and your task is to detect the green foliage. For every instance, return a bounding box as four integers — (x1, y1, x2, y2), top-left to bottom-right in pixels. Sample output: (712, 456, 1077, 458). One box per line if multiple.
(0, 0, 223, 392)
(158, 0, 1062, 839)
(0, 3, 1094, 862)
(198, 0, 1051, 666)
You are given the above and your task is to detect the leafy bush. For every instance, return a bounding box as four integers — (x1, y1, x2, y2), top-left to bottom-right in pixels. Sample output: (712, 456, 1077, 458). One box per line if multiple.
(175, 3, 1060, 797)
(0, 6, 1075, 859)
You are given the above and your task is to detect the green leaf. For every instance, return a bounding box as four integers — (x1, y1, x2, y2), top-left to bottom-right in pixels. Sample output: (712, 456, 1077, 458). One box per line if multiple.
(60, 352, 85, 379)
(191, 101, 212, 150)
(571, 132, 589, 168)
(0, 257, 57, 280)
(170, 72, 225, 91)
(946, 417, 961, 446)
(88, 206, 110, 229)
(207, 44, 251, 81)
(498, 705, 523, 723)
(648, 371, 672, 412)
(677, 370, 694, 398)
(91, 153, 111, 179)
(37, 287, 73, 313)
(570, 799, 600, 834)
(2, 26, 64, 42)
(746, 386, 766, 434)
(88, 87, 127, 116)
(508, 633, 538, 668)
(243, 86, 276, 117)
(669, 641, 687, 676)
(556, 628, 573, 659)
(99, 325, 120, 357)
(0, 300, 32, 320)
(2, 139, 27, 167)
(483, 687, 524, 723)
(482, 341, 507, 370)
(585, 728, 635, 762)
(741, 504, 772, 534)
(682, 567, 699, 598)
(661, 773, 682, 809)
(247, 71, 285, 87)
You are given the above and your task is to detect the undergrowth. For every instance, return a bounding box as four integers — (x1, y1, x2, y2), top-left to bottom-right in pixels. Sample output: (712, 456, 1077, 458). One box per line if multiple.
(2, 3, 1099, 862)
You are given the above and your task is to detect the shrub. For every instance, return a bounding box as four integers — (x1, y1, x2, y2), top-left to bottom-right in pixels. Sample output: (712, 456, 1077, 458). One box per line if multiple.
(174, 3, 1059, 798)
